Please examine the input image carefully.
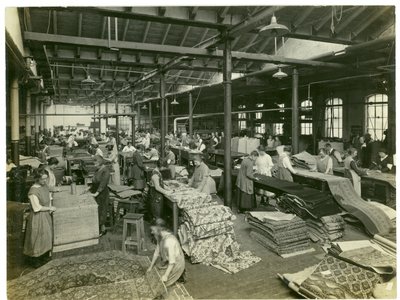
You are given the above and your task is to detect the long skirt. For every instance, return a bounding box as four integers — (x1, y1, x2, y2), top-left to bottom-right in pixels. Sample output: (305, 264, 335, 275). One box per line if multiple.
(111, 162, 121, 185)
(236, 188, 256, 211)
(23, 211, 53, 257)
(95, 189, 109, 226)
(149, 187, 164, 220)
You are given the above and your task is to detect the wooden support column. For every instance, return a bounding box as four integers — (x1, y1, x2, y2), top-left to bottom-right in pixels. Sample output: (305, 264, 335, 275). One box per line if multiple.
(137, 102, 141, 130)
(115, 96, 120, 146)
(165, 97, 169, 134)
(131, 93, 136, 144)
(93, 105, 96, 135)
(98, 103, 101, 134)
(105, 99, 109, 131)
(387, 73, 395, 155)
(42, 102, 47, 132)
(160, 73, 166, 160)
(223, 35, 232, 208)
(34, 96, 40, 150)
(10, 78, 20, 165)
(40, 102, 44, 132)
(25, 90, 32, 155)
(149, 101, 153, 131)
(189, 92, 193, 136)
(291, 68, 299, 154)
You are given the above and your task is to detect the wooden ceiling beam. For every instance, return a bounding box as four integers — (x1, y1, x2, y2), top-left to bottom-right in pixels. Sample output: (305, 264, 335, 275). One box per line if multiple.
(351, 7, 391, 39)
(292, 7, 315, 30)
(189, 7, 199, 20)
(25, 32, 348, 67)
(217, 7, 230, 23)
(334, 6, 366, 34)
(97, 16, 108, 59)
(52, 10, 58, 57)
(53, 7, 228, 29)
(136, 21, 151, 62)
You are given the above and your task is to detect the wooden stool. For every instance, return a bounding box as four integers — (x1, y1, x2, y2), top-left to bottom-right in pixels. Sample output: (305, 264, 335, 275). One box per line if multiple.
(122, 213, 145, 254)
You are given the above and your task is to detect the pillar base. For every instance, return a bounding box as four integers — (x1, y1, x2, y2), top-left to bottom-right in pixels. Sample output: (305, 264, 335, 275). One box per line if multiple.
(25, 136, 32, 156)
(11, 140, 19, 166)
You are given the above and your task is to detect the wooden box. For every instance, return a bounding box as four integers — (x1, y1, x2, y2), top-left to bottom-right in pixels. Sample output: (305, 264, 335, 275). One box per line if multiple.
(52, 185, 99, 252)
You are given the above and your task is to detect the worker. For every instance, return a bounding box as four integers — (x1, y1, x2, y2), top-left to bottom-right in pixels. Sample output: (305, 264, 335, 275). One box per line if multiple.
(165, 146, 176, 179)
(129, 148, 146, 190)
(92, 143, 103, 157)
(188, 155, 216, 194)
(344, 148, 368, 196)
(276, 146, 297, 182)
(273, 136, 281, 147)
(371, 148, 394, 173)
(122, 141, 136, 153)
(255, 146, 274, 206)
(236, 150, 259, 213)
(316, 148, 333, 175)
(86, 155, 110, 236)
(147, 218, 185, 286)
(105, 144, 120, 185)
(24, 168, 56, 268)
(43, 157, 60, 191)
(148, 160, 172, 220)
(325, 143, 343, 168)
(266, 135, 275, 148)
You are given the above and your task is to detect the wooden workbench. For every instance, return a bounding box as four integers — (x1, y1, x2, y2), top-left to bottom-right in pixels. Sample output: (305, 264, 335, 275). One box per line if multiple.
(52, 185, 99, 252)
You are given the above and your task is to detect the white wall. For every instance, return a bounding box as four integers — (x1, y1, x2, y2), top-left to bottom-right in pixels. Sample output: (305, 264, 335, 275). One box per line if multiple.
(5, 7, 25, 56)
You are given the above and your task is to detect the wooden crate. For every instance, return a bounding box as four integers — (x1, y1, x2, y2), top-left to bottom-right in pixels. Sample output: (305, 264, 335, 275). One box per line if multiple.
(52, 185, 99, 252)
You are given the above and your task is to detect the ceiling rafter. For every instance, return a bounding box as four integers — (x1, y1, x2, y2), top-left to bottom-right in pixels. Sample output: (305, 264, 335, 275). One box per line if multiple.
(334, 6, 366, 34)
(217, 7, 230, 23)
(136, 21, 151, 62)
(292, 7, 315, 30)
(97, 16, 108, 59)
(76, 13, 83, 57)
(189, 7, 199, 20)
(52, 10, 58, 57)
(351, 7, 391, 40)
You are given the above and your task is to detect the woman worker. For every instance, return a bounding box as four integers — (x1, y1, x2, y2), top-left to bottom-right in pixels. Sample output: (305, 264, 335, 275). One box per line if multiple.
(316, 148, 333, 175)
(87, 155, 111, 236)
(105, 144, 120, 185)
(188, 155, 216, 194)
(148, 160, 172, 221)
(24, 169, 56, 267)
(147, 218, 185, 286)
(344, 148, 368, 196)
(43, 157, 60, 191)
(277, 146, 297, 182)
(236, 150, 259, 213)
(165, 146, 176, 179)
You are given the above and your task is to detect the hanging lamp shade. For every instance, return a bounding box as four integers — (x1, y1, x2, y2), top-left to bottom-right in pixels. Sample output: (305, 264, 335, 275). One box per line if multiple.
(141, 104, 147, 110)
(259, 15, 289, 37)
(81, 74, 96, 84)
(272, 67, 288, 79)
(171, 98, 179, 105)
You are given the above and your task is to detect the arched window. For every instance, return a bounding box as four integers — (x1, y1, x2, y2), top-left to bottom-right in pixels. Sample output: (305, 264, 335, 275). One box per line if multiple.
(325, 98, 343, 138)
(365, 94, 388, 141)
(300, 100, 312, 135)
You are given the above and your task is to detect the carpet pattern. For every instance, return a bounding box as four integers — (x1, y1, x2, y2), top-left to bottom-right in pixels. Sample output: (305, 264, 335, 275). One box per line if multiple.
(299, 255, 381, 299)
(7, 251, 167, 300)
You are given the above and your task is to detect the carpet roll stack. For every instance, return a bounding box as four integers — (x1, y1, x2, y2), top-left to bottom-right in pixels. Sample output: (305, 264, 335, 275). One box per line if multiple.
(246, 211, 315, 258)
(306, 214, 345, 243)
(172, 188, 260, 274)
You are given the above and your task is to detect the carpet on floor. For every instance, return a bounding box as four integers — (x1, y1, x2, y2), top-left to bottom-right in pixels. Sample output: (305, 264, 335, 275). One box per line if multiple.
(7, 250, 167, 300)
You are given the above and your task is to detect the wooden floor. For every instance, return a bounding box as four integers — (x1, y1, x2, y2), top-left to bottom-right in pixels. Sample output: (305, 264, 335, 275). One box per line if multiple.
(7, 208, 369, 299)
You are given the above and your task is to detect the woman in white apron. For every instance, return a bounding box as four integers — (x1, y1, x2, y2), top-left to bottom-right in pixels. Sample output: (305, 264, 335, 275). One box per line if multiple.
(344, 148, 368, 196)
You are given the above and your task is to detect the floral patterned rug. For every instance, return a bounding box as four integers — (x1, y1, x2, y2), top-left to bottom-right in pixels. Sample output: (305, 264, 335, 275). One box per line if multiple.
(7, 251, 167, 300)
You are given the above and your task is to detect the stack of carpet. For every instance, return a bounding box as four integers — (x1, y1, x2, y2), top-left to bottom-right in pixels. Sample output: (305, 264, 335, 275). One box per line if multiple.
(278, 192, 341, 219)
(174, 190, 261, 274)
(246, 211, 315, 258)
(306, 214, 345, 243)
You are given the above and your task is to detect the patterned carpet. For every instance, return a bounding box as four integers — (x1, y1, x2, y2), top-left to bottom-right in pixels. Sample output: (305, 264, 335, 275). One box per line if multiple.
(8, 251, 167, 300)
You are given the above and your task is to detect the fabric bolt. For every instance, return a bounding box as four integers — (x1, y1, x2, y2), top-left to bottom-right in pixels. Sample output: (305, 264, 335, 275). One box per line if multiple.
(339, 246, 396, 275)
(7, 251, 167, 300)
(299, 255, 381, 299)
(186, 221, 235, 240)
(183, 205, 236, 227)
(326, 177, 393, 235)
(249, 211, 296, 222)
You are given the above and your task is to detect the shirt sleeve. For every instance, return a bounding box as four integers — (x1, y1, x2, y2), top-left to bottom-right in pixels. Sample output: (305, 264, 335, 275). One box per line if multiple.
(29, 194, 43, 212)
(283, 156, 296, 173)
(350, 160, 367, 176)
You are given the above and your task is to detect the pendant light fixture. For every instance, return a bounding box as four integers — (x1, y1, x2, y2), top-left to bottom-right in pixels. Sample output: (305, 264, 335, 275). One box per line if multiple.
(272, 66, 288, 79)
(81, 74, 96, 84)
(171, 97, 179, 105)
(259, 14, 289, 37)
(141, 104, 147, 110)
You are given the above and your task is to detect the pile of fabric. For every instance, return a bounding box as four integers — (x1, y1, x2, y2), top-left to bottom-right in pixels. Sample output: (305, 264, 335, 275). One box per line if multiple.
(174, 190, 261, 274)
(279, 238, 396, 299)
(292, 151, 317, 170)
(278, 192, 341, 219)
(246, 211, 315, 258)
(306, 214, 345, 243)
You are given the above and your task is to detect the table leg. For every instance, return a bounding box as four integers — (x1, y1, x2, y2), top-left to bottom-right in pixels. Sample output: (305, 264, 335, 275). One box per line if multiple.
(173, 203, 178, 236)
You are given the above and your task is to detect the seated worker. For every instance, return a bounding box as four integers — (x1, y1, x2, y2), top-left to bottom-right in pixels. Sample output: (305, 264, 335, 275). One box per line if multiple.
(164, 146, 176, 179)
(370, 148, 394, 173)
(325, 143, 343, 168)
(144, 145, 159, 161)
(122, 141, 136, 153)
(188, 155, 216, 194)
(147, 218, 185, 286)
(316, 148, 333, 175)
